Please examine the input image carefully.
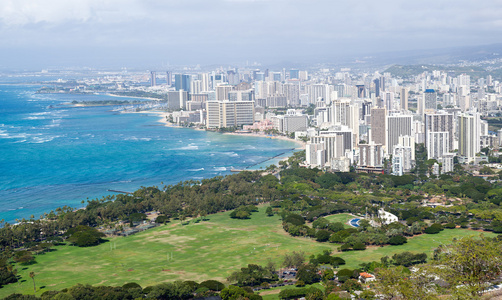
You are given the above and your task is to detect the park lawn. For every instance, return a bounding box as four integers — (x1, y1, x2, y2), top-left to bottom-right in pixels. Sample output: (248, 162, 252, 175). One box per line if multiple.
(0, 208, 334, 298)
(0, 208, 495, 298)
(323, 213, 354, 228)
(335, 228, 497, 269)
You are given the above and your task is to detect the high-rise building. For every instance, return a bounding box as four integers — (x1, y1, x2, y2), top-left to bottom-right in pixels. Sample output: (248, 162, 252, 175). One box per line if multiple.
(308, 84, 332, 104)
(386, 114, 413, 155)
(271, 72, 282, 82)
(215, 84, 234, 101)
(392, 145, 413, 175)
(167, 90, 188, 110)
(382, 91, 395, 111)
(275, 112, 309, 134)
(310, 134, 347, 164)
(356, 85, 365, 98)
(206, 100, 255, 128)
(359, 142, 383, 167)
(283, 83, 300, 106)
(374, 78, 381, 98)
(425, 113, 454, 150)
(199, 73, 210, 92)
(175, 74, 191, 92)
(166, 71, 172, 86)
(419, 89, 437, 115)
(458, 112, 481, 162)
(289, 69, 299, 80)
(229, 90, 254, 102)
(370, 108, 386, 146)
(398, 135, 415, 161)
(227, 70, 239, 85)
(190, 80, 202, 94)
(400, 87, 408, 111)
(427, 132, 450, 160)
(266, 95, 287, 108)
(306, 142, 326, 167)
(150, 71, 157, 87)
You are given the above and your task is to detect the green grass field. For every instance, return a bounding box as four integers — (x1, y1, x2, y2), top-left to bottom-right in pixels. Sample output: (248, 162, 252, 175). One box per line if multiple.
(0, 208, 496, 297)
(323, 213, 354, 228)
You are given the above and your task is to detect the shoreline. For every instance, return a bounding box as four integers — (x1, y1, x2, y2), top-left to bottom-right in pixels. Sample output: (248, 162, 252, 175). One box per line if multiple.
(222, 131, 305, 150)
(122, 109, 306, 161)
(125, 109, 306, 148)
(104, 93, 163, 101)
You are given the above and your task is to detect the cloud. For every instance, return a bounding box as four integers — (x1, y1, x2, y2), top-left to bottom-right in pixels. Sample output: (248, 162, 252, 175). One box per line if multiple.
(0, 0, 502, 67)
(0, 0, 145, 26)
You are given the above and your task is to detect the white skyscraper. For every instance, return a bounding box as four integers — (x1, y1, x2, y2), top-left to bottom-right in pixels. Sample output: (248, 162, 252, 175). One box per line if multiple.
(359, 142, 384, 168)
(206, 101, 255, 128)
(386, 114, 413, 156)
(425, 113, 454, 151)
(427, 132, 450, 160)
(458, 112, 481, 162)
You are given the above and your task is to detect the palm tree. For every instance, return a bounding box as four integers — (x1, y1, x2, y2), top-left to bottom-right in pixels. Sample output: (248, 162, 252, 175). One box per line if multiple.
(29, 271, 36, 292)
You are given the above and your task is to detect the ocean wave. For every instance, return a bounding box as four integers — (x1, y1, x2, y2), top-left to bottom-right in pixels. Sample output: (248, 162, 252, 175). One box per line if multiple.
(24, 116, 47, 120)
(124, 136, 152, 142)
(180, 144, 199, 150)
(30, 135, 61, 143)
(0, 132, 29, 139)
(188, 168, 204, 172)
(214, 167, 227, 171)
(31, 112, 52, 116)
(221, 152, 239, 157)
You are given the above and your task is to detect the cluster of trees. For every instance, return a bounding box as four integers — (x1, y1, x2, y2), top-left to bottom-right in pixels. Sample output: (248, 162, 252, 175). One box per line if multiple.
(279, 286, 322, 299)
(309, 250, 346, 267)
(229, 205, 259, 219)
(374, 236, 502, 299)
(5, 279, 261, 300)
(65, 225, 106, 247)
(228, 263, 278, 286)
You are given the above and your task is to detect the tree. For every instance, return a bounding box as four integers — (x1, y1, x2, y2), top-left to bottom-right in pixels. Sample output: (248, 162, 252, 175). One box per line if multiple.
(265, 206, 274, 217)
(375, 266, 437, 300)
(199, 280, 225, 291)
(227, 264, 277, 287)
(220, 285, 248, 300)
(283, 251, 305, 269)
(296, 264, 321, 284)
(322, 268, 335, 282)
(388, 235, 407, 245)
(340, 279, 362, 293)
(430, 235, 502, 297)
(352, 242, 366, 250)
(29, 272, 36, 293)
(392, 252, 427, 267)
(315, 229, 331, 242)
(479, 165, 495, 175)
(12, 251, 35, 265)
(312, 217, 330, 229)
(336, 268, 358, 283)
(424, 223, 443, 234)
(65, 225, 106, 247)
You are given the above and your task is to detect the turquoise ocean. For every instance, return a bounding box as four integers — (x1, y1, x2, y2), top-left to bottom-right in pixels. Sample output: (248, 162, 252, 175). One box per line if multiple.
(0, 80, 297, 223)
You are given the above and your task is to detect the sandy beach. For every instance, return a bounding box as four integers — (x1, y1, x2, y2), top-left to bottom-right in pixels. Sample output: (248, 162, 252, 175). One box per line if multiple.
(121, 109, 306, 154)
(222, 131, 306, 149)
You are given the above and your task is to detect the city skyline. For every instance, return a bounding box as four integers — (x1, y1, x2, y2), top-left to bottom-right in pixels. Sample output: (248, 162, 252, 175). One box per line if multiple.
(1, 0, 502, 69)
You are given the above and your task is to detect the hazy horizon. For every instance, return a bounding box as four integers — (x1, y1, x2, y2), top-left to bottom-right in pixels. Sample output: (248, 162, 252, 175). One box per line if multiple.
(1, 0, 501, 69)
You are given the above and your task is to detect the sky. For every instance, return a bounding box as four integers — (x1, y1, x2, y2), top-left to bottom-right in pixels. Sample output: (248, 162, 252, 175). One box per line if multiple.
(0, 0, 501, 69)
